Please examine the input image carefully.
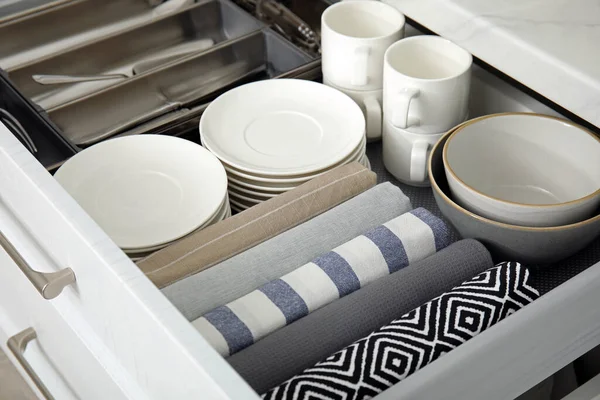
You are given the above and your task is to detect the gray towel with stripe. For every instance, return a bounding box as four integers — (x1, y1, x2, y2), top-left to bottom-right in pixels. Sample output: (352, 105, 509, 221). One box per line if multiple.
(227, 239, 492, 394)
(192, 208, 451, 356)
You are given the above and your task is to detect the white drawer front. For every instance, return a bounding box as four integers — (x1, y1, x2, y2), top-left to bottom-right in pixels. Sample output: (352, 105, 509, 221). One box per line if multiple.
(0, 127, 257, 399)
(0, 212, 128, 400)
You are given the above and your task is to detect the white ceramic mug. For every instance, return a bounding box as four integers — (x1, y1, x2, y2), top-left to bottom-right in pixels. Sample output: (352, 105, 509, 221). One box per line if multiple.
(383, 36, 472, 134)
(324, 78, 382, 141)
(382, 118, 446, 186)
(321, 1, 405, 91)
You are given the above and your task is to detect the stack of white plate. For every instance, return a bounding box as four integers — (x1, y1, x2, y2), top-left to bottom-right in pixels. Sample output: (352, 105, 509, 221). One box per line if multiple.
(199, 79, 369, 213)
(54, 135, 230, 259)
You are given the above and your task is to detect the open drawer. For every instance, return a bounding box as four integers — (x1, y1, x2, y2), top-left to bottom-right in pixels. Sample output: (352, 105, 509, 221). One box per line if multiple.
(0, 25, 599, 400)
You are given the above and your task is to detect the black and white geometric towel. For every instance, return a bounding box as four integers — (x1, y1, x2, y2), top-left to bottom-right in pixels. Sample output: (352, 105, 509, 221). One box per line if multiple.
(262, 261, 540, 400)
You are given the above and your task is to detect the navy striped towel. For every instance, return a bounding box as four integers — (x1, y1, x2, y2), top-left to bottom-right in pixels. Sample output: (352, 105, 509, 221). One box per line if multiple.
(192, 208, 451, 357)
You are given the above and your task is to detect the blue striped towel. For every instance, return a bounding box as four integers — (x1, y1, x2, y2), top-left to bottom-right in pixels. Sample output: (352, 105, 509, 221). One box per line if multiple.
(192, 208, 451, 357)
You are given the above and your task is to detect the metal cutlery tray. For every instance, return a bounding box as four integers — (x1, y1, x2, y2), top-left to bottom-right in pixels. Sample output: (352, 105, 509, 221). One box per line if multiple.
(0, 0, 320, 169)
(0, 69, 77, 168)
(8, 0, 265, 107)
(46, 27, 315, 147)
(0, 0, 73, 24)
(0, 0, 159, 70)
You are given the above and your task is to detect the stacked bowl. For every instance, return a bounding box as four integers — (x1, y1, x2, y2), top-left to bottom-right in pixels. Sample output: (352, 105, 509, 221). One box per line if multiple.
(429, 113, 600, 263)
(199, 79, 370, 212)
(54, 135, 231, 260)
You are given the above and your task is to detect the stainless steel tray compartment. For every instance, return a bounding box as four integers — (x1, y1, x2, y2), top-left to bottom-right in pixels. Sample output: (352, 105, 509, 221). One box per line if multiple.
(111, 31, 322, 140)
(47, 29, 314, 146)
(0, 0, 74, 24)
(0, 70, 77, 169)
(0, 0, 156, 70)
(9, 0, 264, 109)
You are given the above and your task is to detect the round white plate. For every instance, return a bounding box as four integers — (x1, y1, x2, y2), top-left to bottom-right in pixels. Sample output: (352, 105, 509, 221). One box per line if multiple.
(228, 182, 279, 198)
(227, 174, 299, 192)
(201, 192, 231, 226)
(55, 135, 228, 250)
(200, 79, 365, 176)
(124, 193, 231, 254)
(229, 197, 253, 211)
(230, 204, 245, 214)
(221, 136, 367, 184)
(220, 134, 367, 181)
(228, 190, 263, 205)
(226, 150, 369, 192)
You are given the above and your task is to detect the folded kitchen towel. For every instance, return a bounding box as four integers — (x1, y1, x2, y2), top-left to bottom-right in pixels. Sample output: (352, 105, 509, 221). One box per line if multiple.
(262, 261, 540, 400)
(162, 182, 413, 321)
(228, 239, 493, 394)
(139, 162, 376, 289)
(192, 208, 451, 357)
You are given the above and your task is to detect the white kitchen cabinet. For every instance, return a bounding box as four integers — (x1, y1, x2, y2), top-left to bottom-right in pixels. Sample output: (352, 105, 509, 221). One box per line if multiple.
(0, 27, 595, 400)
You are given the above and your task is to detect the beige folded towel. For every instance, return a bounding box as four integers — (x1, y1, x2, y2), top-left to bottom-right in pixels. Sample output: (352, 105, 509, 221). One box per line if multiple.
(137, 162, 376, 288)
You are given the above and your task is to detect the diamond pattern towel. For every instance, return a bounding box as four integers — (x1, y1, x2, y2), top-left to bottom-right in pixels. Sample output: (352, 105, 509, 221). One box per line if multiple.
(262, 261, 540, 400)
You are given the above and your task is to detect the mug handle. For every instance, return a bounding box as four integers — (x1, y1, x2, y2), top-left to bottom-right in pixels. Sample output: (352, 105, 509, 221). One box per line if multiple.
(391, 88, 420, 129)
(362, 96, 381, 140)
(351, 46, 370, 87)
(410, 140, 429, 182)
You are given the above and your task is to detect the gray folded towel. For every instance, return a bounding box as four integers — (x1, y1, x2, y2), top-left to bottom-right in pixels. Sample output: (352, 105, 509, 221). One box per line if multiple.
(194, 208, 451, 357)
(162, 182, 413, 321)
(228, 239, 493, 393)
(262, 261, 539, 399)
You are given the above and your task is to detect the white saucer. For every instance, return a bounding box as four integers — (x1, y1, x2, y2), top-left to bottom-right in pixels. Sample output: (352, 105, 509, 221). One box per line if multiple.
(221, 135, 367, 184)
(230, 203, 245, 214)
(228, 183, 279, 199)
(124, 197, 231, 255)
(228, 191, 263, 205)
(229, 196, 254, 211)
(228, 155, 371, 207)
(220, 134, 366, 181)
(227, 174, 300, 192)
(55, 135, 228, 250)
(226, 152, 370, 193)
(200, 79, 365, 176)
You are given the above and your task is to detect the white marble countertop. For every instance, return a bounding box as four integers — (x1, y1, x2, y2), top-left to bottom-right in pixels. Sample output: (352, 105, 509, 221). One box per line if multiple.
(384, 0, 600, 128)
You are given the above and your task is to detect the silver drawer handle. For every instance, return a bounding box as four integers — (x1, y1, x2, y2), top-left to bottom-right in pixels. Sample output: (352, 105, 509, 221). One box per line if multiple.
(8, 328, 55, 400)
(0, 230, 75, 299)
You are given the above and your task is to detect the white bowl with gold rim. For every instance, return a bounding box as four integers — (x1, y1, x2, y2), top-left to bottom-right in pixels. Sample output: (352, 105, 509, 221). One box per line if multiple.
(443, 113, 600, 227)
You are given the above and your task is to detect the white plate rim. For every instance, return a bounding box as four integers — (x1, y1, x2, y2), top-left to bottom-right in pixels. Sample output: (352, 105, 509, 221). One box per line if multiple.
(55, 135, 228, 250)
(226, 154, 369, 192)
(227, 182, 279, 198)
(220, 135, 366, 183)
(228, 190, 263, 205)
(199, 79, 365, 176)
(218, 134, 367, 181)
(123, 190, 231, 253)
